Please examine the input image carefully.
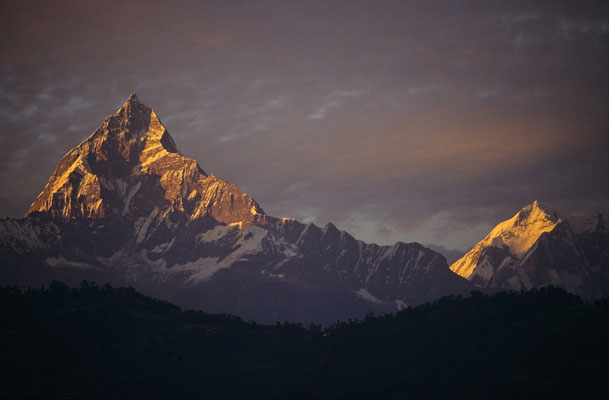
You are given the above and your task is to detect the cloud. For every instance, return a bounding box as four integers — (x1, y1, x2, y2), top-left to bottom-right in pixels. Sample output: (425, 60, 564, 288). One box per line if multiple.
(308, 88, 368, 120)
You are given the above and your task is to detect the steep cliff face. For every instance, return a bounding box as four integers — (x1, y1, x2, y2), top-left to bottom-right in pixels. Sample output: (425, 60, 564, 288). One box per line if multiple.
(27, 94, 264, 226)
(450, 201, 609, 297)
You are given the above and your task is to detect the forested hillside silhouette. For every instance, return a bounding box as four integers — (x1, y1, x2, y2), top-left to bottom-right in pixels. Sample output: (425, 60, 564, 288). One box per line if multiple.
(2, 281, 608, 399)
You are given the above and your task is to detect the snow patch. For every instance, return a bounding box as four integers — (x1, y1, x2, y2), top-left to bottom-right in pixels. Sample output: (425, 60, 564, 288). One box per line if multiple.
(122, 181, 141, 216)
(150, 238, 176, 254)
(282, 247, 299, 258)
(395, 299, 407, 310)
(198, 224, 239, 243)
(172, 225, 270, 283)
(171, 257, 223, 282)
(136, 207, 159, 243)
(355, 288, 384, 304)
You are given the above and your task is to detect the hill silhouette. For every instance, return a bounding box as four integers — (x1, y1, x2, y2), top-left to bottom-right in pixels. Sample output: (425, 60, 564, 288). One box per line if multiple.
(2, 282, 608, 399)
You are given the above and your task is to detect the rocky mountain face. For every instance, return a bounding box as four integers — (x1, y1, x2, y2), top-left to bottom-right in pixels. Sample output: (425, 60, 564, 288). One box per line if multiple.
(0, 95, 471, 324)
(450, 201, 609, 297)
(27, 94, 264, 226)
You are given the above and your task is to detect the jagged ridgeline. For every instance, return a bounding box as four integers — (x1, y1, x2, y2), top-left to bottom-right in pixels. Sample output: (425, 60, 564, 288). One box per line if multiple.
(0, 95, 471, 324)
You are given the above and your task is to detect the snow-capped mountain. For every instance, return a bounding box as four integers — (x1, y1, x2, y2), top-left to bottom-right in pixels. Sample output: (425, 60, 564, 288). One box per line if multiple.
(28, 94, 264, 226)
(0, 95, 471, 323)
(450, 201, 609, 296)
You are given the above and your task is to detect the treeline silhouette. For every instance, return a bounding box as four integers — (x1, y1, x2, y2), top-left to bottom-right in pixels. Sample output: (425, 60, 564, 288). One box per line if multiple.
(1, 281, 608, 399)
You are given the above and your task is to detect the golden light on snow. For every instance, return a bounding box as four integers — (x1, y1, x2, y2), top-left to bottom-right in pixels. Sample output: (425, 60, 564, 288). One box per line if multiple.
(450, 201, 559, 280)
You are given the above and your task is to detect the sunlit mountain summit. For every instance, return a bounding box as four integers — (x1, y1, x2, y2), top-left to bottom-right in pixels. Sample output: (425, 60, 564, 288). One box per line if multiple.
(28, 94, 264, 226)
(451, 201, 609, 296)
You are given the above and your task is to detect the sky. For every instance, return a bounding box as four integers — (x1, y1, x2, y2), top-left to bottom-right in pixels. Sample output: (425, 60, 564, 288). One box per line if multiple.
(1, 0, 608, 252)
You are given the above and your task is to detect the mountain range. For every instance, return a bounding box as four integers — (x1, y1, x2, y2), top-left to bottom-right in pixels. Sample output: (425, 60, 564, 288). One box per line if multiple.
(1, 95, 607, 323)
(0, 95, 470, 323)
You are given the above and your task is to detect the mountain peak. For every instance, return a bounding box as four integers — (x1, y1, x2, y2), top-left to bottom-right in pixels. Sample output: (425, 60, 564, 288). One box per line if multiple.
(27, 96, 264, 226)
(109, 94, 155, 138)
(127, 93, 140, 103)
(116, 93, 147, 114)
(491, 201, 561, 256)
(523, 200, 551, 213)
(450, 201, 562, 280)
(516, 200, 559, 226)
(117, 93, 143, 110)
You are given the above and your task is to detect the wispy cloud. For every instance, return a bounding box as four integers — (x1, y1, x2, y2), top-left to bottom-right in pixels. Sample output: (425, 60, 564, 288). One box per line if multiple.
(308, 88, 368, 120)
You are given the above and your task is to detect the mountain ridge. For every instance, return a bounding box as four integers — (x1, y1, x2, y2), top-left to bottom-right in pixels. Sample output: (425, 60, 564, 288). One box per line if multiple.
(3, 95, 608, 321)
(1, 95, 471, 323)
